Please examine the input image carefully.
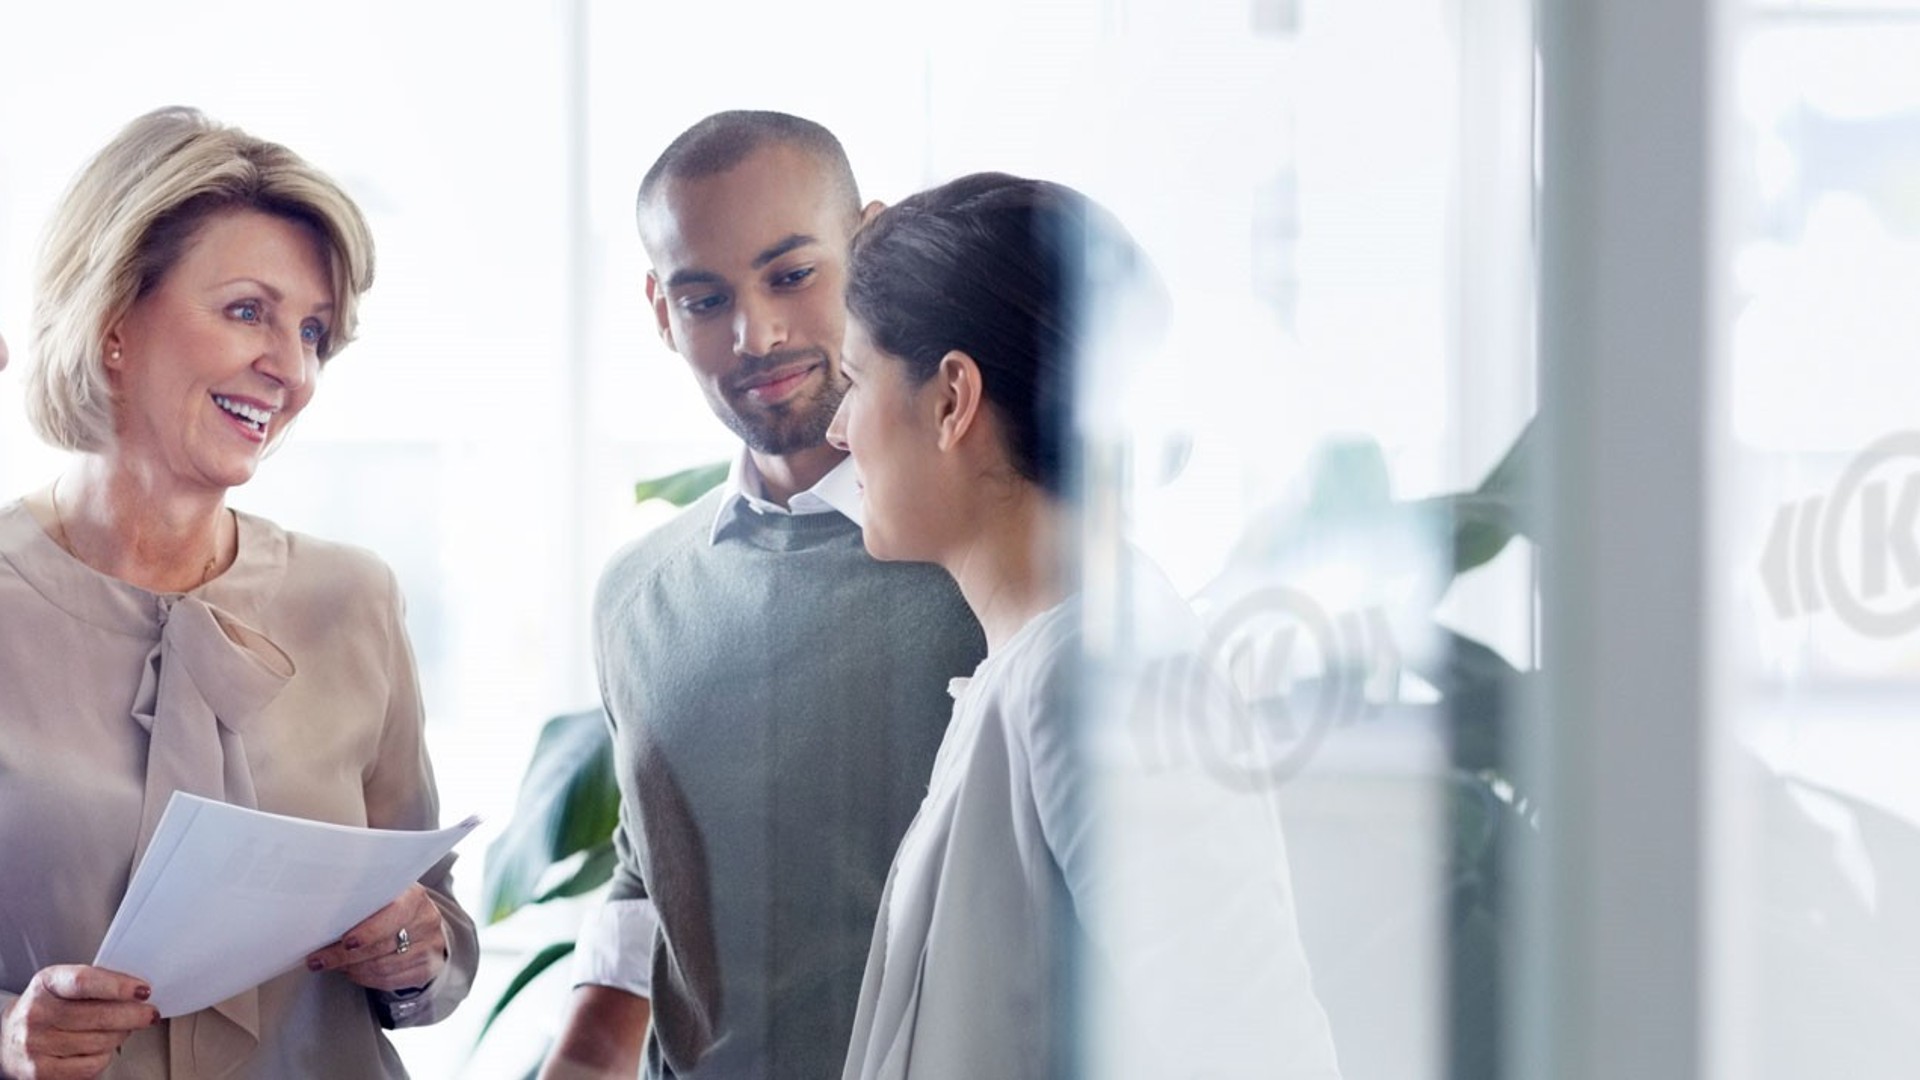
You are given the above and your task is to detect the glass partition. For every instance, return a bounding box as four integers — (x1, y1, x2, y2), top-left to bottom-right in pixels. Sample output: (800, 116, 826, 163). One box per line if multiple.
(1717, 2, 1920, 1075)
(1062, 2, 1537, 1077)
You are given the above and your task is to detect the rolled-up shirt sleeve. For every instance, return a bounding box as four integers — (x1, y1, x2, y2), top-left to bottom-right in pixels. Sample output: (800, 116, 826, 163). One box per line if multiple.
(570, 896, 658, 998)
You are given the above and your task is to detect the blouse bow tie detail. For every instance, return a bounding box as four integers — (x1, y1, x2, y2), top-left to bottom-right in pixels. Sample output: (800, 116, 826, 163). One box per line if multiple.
(129, 594, 295, 1078)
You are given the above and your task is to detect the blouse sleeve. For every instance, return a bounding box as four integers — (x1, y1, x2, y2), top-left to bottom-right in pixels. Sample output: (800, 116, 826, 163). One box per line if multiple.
(361, 564, 479, 1028)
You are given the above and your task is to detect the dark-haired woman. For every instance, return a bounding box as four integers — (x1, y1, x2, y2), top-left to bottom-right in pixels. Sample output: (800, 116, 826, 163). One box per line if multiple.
(827, 174, 1342, 1080)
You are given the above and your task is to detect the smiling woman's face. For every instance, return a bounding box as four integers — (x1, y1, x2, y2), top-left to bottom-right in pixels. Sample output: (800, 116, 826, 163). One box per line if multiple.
(106, 208, 335, 495)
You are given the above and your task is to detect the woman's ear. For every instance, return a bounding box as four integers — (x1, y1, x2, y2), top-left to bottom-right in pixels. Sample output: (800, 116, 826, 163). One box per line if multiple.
(102, 326, 127, 373)
(933, 349, 984, 454)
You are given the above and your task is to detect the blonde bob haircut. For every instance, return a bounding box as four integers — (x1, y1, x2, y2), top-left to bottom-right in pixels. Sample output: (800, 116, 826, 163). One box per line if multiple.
(27, 106, 375, 452)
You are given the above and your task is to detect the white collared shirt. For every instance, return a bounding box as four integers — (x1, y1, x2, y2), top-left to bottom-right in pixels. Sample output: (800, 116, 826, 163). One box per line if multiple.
(707, 448, 863, 545)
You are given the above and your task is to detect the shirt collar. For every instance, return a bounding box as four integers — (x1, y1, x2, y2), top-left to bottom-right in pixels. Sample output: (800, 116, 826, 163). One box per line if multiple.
(709, 448, 864, 544)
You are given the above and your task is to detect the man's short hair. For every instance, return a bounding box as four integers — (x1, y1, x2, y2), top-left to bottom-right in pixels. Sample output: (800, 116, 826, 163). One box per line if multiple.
(635, 110, 860, 240)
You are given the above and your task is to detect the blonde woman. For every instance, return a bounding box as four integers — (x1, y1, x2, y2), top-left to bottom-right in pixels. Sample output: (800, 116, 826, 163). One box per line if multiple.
(0, 108, 475, 1078)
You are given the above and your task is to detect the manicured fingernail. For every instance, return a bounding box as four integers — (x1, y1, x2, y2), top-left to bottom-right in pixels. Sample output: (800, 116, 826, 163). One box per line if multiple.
(134, 986, 152, 1001)
(307, 958, 324, 971)
(343, 937, 361, 950)
(150, 1011, 163, 1026)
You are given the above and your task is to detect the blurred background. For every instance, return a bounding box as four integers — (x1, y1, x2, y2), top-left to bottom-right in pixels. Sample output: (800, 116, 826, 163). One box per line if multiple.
(4, 0, 1918, 1076)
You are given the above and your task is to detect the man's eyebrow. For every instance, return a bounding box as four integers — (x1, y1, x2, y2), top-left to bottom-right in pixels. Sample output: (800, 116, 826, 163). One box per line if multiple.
(663, 268, 725, 289)
(660, 234, 820, 289)
(753, 234, 819, 269)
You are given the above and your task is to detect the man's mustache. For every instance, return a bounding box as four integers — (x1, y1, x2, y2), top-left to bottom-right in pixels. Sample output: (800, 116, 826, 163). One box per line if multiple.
(729, 347, 833, 393)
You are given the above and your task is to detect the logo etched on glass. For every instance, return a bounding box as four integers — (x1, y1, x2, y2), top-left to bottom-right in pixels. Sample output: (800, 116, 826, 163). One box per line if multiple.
(1761, 431, 1920, 637)
(1132, 586, 1397, 789)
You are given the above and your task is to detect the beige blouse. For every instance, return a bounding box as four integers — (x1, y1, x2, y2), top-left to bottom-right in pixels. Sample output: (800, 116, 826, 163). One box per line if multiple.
(0, 499, 476, 1078)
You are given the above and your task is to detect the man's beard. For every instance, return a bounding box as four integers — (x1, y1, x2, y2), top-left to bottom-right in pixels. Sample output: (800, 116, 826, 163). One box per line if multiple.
(713, 348, 849, 456)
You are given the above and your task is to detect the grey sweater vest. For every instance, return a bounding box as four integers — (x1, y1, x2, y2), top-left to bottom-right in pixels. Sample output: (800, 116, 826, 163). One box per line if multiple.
(594, 488, 985, 1079)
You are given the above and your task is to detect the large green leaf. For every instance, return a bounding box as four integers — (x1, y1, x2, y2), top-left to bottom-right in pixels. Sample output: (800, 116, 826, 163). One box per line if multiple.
(1222, 423, 1538, 611)
(1472, 415, 1538, 540)
(533, 841, 619, 904)
(634, 461, 729, 507)
(1406, 417, 1540, 580)
(1476, 416, 1536, 503)
(482, 709, 621, 924)
(473, 940, 576, 1049)
(1404, 492, 1524, 580)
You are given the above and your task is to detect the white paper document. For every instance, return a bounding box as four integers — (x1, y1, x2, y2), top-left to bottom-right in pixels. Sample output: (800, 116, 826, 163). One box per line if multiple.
(94, 792, 480, 1017)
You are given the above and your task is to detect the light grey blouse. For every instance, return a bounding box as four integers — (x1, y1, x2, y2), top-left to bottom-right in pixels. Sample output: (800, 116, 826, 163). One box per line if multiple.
(843, 585, 1344, 1080)
(0, 499, 476, 1078)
